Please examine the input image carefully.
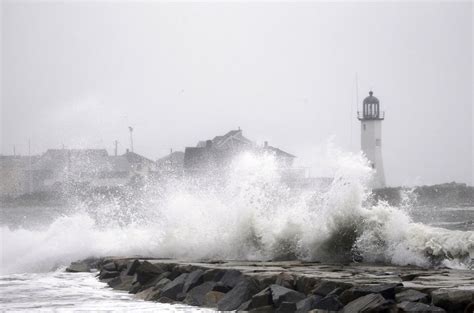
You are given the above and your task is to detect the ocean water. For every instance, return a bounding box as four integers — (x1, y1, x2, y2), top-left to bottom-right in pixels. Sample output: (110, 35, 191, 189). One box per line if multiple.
(1, 150, 473, 311)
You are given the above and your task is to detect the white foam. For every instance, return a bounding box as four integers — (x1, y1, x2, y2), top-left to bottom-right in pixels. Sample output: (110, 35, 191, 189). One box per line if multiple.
(1, 147, 472, 274)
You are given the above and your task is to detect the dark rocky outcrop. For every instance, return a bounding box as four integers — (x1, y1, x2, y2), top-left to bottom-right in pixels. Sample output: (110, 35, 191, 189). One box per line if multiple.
(66, 261, 91, 273)
(66, 258, 474, 313)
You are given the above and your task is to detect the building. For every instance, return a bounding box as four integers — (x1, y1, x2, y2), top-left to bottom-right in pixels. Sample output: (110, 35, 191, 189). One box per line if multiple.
(357, 91, 386, 188)
(183, 129, 295, 176)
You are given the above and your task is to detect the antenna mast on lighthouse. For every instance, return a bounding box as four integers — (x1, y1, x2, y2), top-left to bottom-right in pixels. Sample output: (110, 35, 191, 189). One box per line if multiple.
(128, 126, 134, 153)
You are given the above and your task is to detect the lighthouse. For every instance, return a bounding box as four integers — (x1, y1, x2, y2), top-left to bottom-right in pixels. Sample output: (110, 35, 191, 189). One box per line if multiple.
(358, 91, 386, 188)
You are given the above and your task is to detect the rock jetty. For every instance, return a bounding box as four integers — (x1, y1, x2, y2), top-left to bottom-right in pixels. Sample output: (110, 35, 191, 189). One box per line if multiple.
(67, 257, 474, 312)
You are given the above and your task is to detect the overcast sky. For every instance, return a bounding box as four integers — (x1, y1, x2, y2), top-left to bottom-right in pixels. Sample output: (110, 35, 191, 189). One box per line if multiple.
(1, 1, 472, 186)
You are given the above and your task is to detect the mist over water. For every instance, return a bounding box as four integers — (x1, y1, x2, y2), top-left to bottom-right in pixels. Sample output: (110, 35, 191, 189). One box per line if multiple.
(1, 147, 473, 275)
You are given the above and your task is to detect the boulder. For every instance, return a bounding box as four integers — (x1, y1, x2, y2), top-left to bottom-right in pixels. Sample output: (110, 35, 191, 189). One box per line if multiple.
(136, 287, 154, 300)
(212, 282, 232, 293)
(144, 278, 172, 301)
(276, 272, 296, 289)
(66, 262, 90, 273)
(296, 295, 323, 312)
(339, 283, 401, 304)
(99, 270, 120, 280)
(312, 295, 344, 312)
(217, 278, 260, 311)
(395, 289, 429, 303)
(160, 273, 189, 300)
(183, 269, 204, 293)
(312, 280, 352, 297)
(124, 259, 141, 276)
(183, 281, 217, 306)
(342, 293, 388, 313)
(249, 305, 274, 312)
(219, 269, 244, 289)
(276, 301, 297, 313)
(108, 275, 134, 291)
(204, 291, 226, 307)
(250, 287, 273, 308)
(135, 261, 164, 284)
(431, 289, 473, 313)
(202, 268, 226, 282)
(296, 276, 319, 294)
(397, 301, 446, 312)
(271, 284, 306, 307)
(102, 262, 117, 272)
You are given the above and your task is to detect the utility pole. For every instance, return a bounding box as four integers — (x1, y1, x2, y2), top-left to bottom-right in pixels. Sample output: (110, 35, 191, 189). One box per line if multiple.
(28, 140, 32, 193)
(13, 145, 16, 156)
(114, 140, 118, 156)
(128, 127, 134, 153)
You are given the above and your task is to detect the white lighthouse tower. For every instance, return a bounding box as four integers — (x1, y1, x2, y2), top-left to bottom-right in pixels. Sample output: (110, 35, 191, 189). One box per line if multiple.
(358, 91, 386, 188)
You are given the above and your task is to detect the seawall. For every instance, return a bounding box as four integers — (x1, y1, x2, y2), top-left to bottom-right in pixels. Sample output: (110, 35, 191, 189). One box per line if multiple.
(67, 257, 474, 312)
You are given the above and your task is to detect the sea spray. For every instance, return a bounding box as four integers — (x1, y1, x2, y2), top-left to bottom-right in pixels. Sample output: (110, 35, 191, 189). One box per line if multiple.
(1, 148, 473, 275)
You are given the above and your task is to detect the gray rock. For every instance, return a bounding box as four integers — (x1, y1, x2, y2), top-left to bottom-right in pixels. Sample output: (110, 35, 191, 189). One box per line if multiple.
(342, 293, 387, 313)
(312, 280, 352, 297)
(296, 276, 319, 294)
(431, 289, 473, 313)
(124, 259, 141, 276)
(102, 262, 117, 272)
(296, 295, 323, 312)
(160, 273, 189, 300)
(219, 269, 243, 289)
(212, 282, 232, 293)
(183, 269, 204, 293)
(249, 305, 274, 312)
(183, 281, 216, 306)
(66, 262, 90, 273)
(202, 268, 226, 282)
(108, 275, 134, 291)
(396, 289, 429, 303)
(238, 299, 252, 311)
(204, 291, 225, 308)
(398, 301, 446, 312)
(271, 284, 306, 307)
(250, 287, 273, 308)
(276, 301, 297, 313)
(276, 272, 296, 289)
(339, 283, 401, 304)
(99, 270, 120, 280)
(144, 278, 172, 301)
(135, 261, 164, 284)
(217, 278, 260, 311)
(312, 294, 344, 311)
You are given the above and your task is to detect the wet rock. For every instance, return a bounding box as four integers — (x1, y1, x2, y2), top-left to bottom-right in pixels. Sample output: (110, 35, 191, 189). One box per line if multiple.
(136, 287, 154, 300)
(183, 269, 204, 293)
(431, 289, 473, 313)
(124, 259, 140, 276)
(144, 278, 172, 301)
(276, 272, 296, 289)
(212, 282, 232, 293)
(129, 282, 142, 294)
(135, 261, 164, 284)
(202, 268, 226, 282)
(312, 280, 352, 297)
(397, 301, 446, 312)
(183, 281, 217, 306)
(296, 276, 319, 294)
(219, 269, 243, 289)
(342, 293, 387, 313)
(249, 305, 274, 312)
(99, 270, 120, 280)
(339, 283, 401, 304)
(312, 294, 344, 311)
(66, 261, 90, 273)
(217, 278, 260, 311)
(396, 289, 429, 303)
(102, 262, 117, 272)
(250, 287, 273, 308)
(296, 295, 323, 312)
(157, 296, 175, 303)
(160, 273, 188, 300)
(238, 299, 252, 311)
(204, 291, 225, 307)
(139, 272, 171, 292)
(276, 301, 297, 313)
(108, 275, 134, 291)
(271, 284, 306, 307)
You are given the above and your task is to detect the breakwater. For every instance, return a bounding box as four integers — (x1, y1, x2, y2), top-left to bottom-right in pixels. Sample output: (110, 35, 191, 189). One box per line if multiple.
(67, 257, 474, 312)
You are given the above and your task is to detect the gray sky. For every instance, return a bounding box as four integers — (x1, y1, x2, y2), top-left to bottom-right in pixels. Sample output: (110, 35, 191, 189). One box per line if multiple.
(1, 1, 473, 186)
